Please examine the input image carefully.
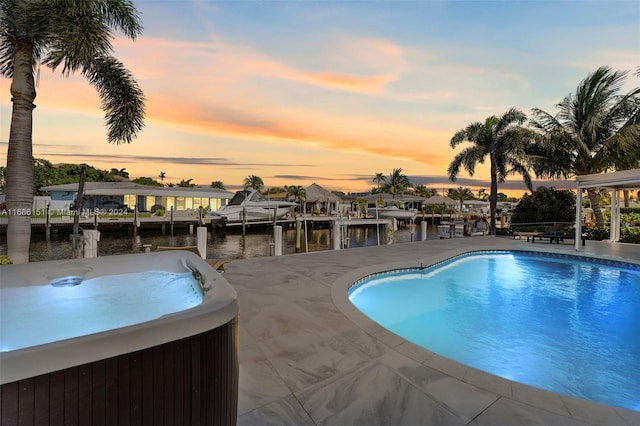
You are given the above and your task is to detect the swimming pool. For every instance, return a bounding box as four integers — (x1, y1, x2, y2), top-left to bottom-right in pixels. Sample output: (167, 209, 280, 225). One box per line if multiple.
(348, 251, 640, 411)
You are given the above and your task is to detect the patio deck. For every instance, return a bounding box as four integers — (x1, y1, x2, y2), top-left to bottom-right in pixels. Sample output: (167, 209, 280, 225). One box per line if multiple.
(224, 236, 640, 425)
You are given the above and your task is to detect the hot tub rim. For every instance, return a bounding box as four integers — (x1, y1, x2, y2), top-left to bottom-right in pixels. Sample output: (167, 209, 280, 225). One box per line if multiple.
(0, 251, 238, 385)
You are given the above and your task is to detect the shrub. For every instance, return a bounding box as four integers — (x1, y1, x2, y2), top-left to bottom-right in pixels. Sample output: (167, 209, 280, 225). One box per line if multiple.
(155, 208, 165, 217)
(511, 187, 575, 224)
(621, 227, 640, 244)
(0, 255, 12, 265)
(584, 226, 611, 241)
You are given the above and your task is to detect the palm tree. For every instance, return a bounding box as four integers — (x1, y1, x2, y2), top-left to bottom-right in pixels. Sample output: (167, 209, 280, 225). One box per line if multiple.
(159, 171, 166, 185)
(286, 185, 306, 204)
(1, 0, 145, 263)
(385, 168, 411, 197)
(448, 108, 534, 234)
(530, 66, 640, 226)
(371, 172, 386, 194)
(243, 175, 264, 192)
(448, 186, 474, 211)
(210, 180, 225, 190)
(413, 184, 436, 198)
(178, 178, 195, 187)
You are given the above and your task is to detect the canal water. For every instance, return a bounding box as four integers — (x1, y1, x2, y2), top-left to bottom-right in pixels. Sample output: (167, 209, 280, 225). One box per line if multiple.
(1, 223, 442, 263)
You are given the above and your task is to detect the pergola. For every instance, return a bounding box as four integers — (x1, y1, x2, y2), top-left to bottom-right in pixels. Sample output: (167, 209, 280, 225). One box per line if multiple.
(575, 169, 640, 250)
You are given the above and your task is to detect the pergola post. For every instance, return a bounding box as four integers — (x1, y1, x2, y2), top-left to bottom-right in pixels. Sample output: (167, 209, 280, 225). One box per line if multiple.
(611, 189, 620, 242)
(575, 186, 583, 251)
(575, 169, 640, 250)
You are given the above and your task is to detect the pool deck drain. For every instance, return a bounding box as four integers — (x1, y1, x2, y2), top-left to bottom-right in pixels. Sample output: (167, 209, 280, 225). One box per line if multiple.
(223, 236, 640, 425)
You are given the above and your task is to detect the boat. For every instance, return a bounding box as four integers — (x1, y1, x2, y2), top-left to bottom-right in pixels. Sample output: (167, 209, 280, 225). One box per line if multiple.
(215, 190, 297, 222)
(438, 219, 489, 238)
(437, 221, 465, 239)
(367, 206, 417, 221)
(468, 218, 489, 236)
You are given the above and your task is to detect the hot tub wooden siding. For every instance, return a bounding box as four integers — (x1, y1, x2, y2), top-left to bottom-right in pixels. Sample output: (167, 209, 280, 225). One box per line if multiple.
(0, 317, 238, 426)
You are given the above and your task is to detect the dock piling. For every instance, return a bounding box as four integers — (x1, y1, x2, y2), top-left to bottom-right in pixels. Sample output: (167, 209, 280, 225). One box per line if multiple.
(273, 225, 282, 256)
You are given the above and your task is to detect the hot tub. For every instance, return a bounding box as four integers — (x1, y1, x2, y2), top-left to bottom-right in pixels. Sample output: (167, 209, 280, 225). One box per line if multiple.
(0, 251, 238, 425)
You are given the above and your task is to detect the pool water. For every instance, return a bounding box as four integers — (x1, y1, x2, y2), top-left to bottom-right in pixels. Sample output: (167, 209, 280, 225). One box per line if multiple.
(348, 251, 640, 411)
(1, 271, 202, 352)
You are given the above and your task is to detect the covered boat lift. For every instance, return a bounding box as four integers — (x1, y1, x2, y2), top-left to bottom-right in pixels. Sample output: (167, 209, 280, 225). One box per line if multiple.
(575, 169, 640, 250)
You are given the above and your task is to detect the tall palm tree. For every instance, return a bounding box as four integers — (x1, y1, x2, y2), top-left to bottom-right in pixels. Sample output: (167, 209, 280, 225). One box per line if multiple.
(1, 0, 145, 263)
(448, 108, 534, 234)
(243, 174, 264, 192)
(530, 66, 640, 226)
(159, 171, 166, 185)
(385, 168, 411, 197)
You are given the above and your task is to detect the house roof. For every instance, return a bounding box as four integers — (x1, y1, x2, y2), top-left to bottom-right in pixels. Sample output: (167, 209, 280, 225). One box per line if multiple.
(424, 195, 458, 206)
(361, 193, 426, 203)
(304, 183, 342, 202)
(39, 182, 233, 198)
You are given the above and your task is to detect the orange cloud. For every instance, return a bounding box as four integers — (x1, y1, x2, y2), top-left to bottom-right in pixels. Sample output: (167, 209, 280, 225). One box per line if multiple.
(6, 33, 455, 175)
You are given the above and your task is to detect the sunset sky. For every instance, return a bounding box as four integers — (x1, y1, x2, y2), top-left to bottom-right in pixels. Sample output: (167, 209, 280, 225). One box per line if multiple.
(1, 0, 639, 196)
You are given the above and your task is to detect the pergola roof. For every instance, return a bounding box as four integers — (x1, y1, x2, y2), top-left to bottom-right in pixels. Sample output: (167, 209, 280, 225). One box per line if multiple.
(576, 169, 640, 190)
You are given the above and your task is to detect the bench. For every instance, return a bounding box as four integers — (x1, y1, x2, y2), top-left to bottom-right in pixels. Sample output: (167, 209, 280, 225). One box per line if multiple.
(537, 231, 586, 246)
(513, 231, 543, 242)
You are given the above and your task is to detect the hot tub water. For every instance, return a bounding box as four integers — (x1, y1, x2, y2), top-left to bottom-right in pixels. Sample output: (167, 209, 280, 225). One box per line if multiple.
(1, 270, 202, 352)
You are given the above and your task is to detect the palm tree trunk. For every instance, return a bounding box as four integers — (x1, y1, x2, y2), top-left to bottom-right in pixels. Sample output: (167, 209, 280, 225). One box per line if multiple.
(6, 43, 36, 264)
(489, 159, 498, 235)
(586, 187, 605, 227)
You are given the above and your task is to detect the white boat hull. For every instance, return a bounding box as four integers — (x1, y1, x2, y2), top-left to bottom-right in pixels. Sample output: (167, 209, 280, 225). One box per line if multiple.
(215, 190, 297, 222)
(367, 207, 417, 220)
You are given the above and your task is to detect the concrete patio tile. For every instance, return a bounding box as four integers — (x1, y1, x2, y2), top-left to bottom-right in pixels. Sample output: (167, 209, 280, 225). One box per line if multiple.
(424, 353, 469, 380)
(394, 340, 436, 363)
(363, 322, 406, 348)
(378, 351, 499, 422)
(422, 375, 500, 423)
(295, 360, 466, 426)
(237, 394, 315, 426)
(614, 406, 640, 426)
(238, 290, 351, 342)
(511, 381, 571, 417)
(238, 354, 291, 416)
(469, 398, 594, 426)
(258, 328, 391, 393)
(561, 395, 631, 426)
(463, 366, 513, 398)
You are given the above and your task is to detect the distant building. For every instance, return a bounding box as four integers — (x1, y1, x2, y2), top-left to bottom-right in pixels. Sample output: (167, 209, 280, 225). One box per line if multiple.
(39, 182, 233, 212)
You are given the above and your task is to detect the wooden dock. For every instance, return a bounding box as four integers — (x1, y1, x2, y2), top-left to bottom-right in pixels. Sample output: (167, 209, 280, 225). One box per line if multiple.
(0, 211, 454, 238)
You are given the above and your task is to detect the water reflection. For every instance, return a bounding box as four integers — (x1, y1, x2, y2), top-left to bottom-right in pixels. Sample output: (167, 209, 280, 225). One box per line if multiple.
(0, 224, 440, 262)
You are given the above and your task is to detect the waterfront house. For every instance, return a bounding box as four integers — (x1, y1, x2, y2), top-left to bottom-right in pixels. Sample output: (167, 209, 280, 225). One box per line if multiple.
(39, 182, 233, 213)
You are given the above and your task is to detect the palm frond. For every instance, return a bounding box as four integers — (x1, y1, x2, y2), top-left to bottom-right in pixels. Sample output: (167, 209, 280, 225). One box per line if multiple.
(82, 55, 145, 144)
(450, 122, 483, 148)
(41, 0, 142, 75)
